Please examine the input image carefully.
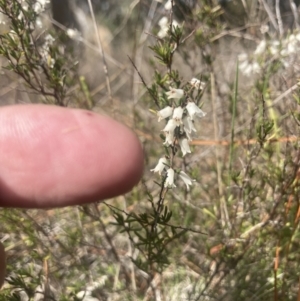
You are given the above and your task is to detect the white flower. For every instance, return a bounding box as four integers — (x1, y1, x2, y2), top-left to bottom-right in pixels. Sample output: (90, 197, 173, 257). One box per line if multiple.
(182, 116, 196, 140)
(45, 34, 55, 45)
(239, 60, 260, 76)
(158, 17, 169, 38)
(239, 59, 249, 73)
(166, 87, 184, 99)
(20, 0, 29, 10)
(281, 35, 297, 56)
(157, 28, 168, 38)
(162, 119, 177, 145)
(35, 18, 43, 28)
(158, 16, 168, 28)
(186, 102, 206, 120)
(66, 28, 81, 40)
(48, 57, 55, 68)
(164, 131, 174, 145)
(18, 2, 28, 20)
(165, 168, 176, 188)
(190, 78, 205, 90)
(238, 52, 263, 76)
(182, 116, 196, 134)
(171, 19, 179, 28)
(162, 118, 177, 133)
(164, 0, 173, 10)
(254, 40, 267, 55)
(179, 171, 195, 190)
(18, 11, 26, 21)
(157, 17, 180, 38)
(179, 138, 191, 156)
(157, 106, 173, 122)
(238, 53, 261, 76)
(250, 62, 260, 74)
(270, 40, 280, 55)
(172, 107, 184, 125)
(33, 0, 50, 14)
(151, 157, 168, 175)
(260, 25, 269, 34)
(40, 34, 56, 66)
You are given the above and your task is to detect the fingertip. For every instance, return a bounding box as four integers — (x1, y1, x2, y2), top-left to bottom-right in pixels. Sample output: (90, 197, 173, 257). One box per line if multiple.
(103, 122, 144, 198)
(0, 105, 144, 208)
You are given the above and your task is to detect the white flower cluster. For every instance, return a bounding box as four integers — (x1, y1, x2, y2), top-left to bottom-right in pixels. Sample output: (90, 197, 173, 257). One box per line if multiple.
(151, 79, 206, 190)
(238, 52, 261, 77)
(239, 32, 300, 76)
(33, 0, 50, 14)
(18, 0, 50, 28)
(157, 16, 180, 39)
(40, 34, 55, 68)
(156, 0, 180, 38)
(19, 0, 50, 14)
(271, 32, 300, 68)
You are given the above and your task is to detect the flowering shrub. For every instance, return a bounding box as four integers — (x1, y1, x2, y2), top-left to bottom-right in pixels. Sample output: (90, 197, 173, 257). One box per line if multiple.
(239, 30, 300, 76)
(0, 0, 300, 301)
(151, 86, 206, 189)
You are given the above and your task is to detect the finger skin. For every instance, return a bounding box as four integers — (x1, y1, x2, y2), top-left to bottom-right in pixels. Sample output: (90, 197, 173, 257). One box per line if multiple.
(0, 243, 5, 288)
(0, 105, 144, 208)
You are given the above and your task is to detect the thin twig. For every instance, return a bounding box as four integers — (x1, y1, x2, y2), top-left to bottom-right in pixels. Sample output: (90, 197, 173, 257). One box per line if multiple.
(105, 202, 206, 235)
(241, 0, 249, 18)
(211, 72, 231, 231)
(128, 55, 160, 108)
(192, 136, 300, 146)
(123, 197, 137, 292)
(48, 16, 126, 69)
(275, 0, 283, 37)
(289, 0, 299, 29)
(229, 60, 238, 172)
(132, 0, 158, 105)
(86, 0, 112, 105)
(210, 24, 260, 42)
(260, 0, 279, 31)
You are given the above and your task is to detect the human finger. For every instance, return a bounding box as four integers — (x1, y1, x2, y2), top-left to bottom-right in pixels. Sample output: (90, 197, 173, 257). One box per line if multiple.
(0, 104, 144, 208)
